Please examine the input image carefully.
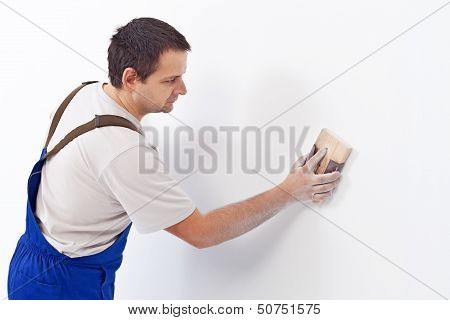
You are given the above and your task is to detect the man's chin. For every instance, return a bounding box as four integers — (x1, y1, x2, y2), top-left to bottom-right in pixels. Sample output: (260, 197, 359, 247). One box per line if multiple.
(161, 104, 173, 113)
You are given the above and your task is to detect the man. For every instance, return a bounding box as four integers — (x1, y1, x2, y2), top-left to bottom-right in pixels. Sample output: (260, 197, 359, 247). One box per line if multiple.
(8, 17, 341, 300)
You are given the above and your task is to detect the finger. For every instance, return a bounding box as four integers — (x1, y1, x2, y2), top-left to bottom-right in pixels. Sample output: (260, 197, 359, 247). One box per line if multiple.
(313, 171, 341, 185)
(304, 147, 327, 173)
(312, 191, 332, 202)
(312, 181, 338, 194)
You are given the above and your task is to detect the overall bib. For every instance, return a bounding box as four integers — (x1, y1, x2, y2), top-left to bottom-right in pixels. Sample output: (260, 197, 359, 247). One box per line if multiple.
(8, 81, 142, 299)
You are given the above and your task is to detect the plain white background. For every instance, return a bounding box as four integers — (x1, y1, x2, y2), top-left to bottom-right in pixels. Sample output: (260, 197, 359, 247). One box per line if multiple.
(1, 0, 449, 299)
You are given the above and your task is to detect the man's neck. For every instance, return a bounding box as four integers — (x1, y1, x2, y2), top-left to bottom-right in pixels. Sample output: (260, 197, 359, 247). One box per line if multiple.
(102, 83, 142, 121)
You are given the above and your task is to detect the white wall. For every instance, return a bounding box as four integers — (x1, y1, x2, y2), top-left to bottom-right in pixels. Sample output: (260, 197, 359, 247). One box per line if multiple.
(1, 0, 449, 299)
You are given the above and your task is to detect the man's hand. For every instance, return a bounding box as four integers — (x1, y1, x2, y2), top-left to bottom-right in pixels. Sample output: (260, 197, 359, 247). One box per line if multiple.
(281, 148, 341, 204)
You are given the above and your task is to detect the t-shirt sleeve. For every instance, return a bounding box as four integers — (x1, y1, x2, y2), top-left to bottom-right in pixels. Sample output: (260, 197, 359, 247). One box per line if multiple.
(98, 144, 196, 234)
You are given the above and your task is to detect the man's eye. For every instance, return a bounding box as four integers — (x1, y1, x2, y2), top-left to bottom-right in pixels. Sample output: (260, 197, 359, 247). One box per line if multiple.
(167, 78, 176, 83)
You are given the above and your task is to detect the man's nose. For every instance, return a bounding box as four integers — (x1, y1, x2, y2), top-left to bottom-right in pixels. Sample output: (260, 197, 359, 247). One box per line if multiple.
(176, 78, 187, 95)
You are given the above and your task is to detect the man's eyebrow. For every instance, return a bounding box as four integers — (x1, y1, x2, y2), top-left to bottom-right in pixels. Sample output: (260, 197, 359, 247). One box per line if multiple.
(162, 75, 180, 80)
(162, 70, 186, 80)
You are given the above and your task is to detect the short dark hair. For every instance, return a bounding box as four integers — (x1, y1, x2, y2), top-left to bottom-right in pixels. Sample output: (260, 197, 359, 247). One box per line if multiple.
(107, 17, 191, 88)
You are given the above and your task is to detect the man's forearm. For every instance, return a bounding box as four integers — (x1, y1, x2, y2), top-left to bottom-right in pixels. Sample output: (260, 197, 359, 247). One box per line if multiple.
(200, 184, 293, 248)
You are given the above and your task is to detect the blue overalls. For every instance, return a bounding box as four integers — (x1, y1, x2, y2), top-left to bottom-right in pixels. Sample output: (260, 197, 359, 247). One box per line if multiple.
(7, 81, 142, 299)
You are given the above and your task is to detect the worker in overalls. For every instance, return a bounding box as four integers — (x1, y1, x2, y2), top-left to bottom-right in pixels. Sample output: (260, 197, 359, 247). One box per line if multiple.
(8, 17, 341, 299)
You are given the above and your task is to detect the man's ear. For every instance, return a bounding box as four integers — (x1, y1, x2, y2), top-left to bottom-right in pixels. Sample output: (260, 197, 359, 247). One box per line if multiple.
(121, 67, 139, 90)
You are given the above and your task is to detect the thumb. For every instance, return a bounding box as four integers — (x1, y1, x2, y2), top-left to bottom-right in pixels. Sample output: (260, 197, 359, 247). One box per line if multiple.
(291, 154, 307, 173)
(304, 147, 327, 173)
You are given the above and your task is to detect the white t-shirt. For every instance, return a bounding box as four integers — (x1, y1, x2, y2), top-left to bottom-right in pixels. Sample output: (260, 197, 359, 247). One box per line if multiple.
(35, 82, 196, 258)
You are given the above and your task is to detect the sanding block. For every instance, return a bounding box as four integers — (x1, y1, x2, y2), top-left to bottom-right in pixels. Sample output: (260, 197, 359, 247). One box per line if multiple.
(306, 128, 352, 174)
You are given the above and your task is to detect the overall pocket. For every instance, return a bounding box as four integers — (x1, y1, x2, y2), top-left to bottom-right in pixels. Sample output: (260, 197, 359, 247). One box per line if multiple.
(10, 270, 62, 300)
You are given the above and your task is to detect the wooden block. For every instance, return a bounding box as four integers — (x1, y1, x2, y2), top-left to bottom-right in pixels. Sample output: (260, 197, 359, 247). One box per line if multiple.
(306, 128, 352, 174)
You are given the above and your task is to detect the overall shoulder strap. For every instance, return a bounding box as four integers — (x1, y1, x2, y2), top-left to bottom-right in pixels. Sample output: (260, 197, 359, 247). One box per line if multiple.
(44, 81, 98, 150)
(43, 114, 143, 161)
(42, 81, 143, 161)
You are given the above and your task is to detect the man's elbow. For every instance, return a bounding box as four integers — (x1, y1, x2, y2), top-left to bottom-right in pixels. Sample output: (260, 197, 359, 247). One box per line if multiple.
(191, 236, 216, 250)
(195, 241, 222, 250)
(192, 242, 207, 250)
